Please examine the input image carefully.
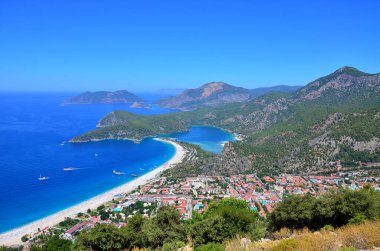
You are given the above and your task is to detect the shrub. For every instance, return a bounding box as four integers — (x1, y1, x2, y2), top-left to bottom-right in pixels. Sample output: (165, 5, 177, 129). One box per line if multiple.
(225, 237, 251, 251)
(321, 224, 334, 231)
(195, 242, 225, 251)
(161, 240, 186, 251)
(294, 230, 338, 251)
(272, 228, 292, 240)
(21, 234, 29, 242)
(339, 247, 357, 251)
(347, 213, 366, 225)
(270, 238, 297, 251)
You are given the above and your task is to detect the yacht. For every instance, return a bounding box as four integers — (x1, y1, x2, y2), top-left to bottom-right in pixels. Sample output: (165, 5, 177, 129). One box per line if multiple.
(38, 174, 49, 181)
(63, 167, 74, 171)
(113, 170, 125, 175)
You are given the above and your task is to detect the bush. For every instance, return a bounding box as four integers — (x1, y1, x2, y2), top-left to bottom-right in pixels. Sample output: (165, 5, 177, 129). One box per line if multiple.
(21, 234, 29, 242)
(321, 224, 334, 231)
(195, 243, 225, 251)
(270, 238, 297, 251)
(339, 247, 357, 251)
(161, 241, 186, 251)
(272, 228, 292, 240)
(347, 213, 366, 225)
(294, 229, 339, 251)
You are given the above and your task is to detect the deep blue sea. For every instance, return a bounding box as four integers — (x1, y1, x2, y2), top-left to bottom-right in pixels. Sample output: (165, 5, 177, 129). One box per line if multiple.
(0, 93, 234, 233)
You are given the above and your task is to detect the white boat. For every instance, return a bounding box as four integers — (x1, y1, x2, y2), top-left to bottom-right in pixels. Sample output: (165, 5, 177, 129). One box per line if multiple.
(38, 174, 49, 181)
(94, 153, 99, 157)
(63, 167, 74, 171)
(113, 170, 125, 175)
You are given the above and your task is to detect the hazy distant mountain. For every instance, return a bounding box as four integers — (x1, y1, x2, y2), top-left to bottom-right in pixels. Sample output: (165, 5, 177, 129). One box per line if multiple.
(63, 90, 143, 105)
(251, 85, 302, 97)
(156, 82, 254, 110)
(156, 82, 302, 110)
(155, 88, 186, 95)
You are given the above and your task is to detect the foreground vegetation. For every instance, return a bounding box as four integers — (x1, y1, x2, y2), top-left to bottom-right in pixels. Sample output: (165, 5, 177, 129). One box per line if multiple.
(225, 220, 380, 251)
(17, 187, 379, 251)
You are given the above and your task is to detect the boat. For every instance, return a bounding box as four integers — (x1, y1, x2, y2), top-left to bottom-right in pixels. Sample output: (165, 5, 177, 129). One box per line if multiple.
(113, 170, 125, 175)
(139, 168, 144, 171)
(63, 167, 74, 171)
(131, 174, 138, 177)
(38, 174, 49, 181)
(94, 153, 99, 157)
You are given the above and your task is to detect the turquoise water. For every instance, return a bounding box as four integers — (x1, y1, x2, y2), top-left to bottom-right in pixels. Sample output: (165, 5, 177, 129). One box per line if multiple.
(0, 93, 233, 233)
(164, 126, 236, 153)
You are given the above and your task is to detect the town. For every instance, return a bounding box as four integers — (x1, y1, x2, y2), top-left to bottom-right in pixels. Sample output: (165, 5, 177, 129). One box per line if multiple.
(24, 169, 380, 244)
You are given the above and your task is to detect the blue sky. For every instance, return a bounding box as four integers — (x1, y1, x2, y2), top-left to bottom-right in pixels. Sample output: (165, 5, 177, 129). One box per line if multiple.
(0, 0, 379, 92)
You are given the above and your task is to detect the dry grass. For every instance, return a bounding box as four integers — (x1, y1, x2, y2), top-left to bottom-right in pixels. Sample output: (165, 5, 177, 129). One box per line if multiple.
(225, 221, 380, 251)
(337, 220, 380, 249)
(271, 228, 292, 240)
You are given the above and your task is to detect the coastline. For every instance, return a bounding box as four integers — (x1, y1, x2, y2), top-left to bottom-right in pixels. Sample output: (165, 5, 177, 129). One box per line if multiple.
(0, 138, 185, 246)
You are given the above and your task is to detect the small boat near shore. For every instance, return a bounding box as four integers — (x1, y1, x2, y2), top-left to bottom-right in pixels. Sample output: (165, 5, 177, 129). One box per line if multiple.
(63, 167, 74, 171)
(131, 174, 138, 177)
(38, 174, 49, 181)
(113, 170, 125, 175)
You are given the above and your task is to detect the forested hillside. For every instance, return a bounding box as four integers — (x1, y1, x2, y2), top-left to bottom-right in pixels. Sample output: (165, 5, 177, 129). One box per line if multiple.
(72, 67, 380, 174)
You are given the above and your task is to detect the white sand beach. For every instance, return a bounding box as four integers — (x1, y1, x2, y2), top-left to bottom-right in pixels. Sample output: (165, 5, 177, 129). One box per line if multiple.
(0, 138, 185, 246)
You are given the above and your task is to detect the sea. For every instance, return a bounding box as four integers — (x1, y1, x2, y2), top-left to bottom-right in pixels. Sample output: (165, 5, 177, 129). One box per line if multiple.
(0, 92, 234, 233)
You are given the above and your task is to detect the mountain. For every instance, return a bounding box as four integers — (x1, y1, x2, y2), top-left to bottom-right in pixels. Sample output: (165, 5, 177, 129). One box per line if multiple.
(156, 82, 254, 110)
(63, 90, 143, 105)
(72, 67, 380, 175)
(251, 85, 302, 97)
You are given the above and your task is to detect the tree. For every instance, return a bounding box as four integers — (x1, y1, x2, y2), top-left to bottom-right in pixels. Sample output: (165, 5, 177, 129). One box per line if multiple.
(269, 188, 380, 231)
(190, 198, 258, 247)
(100, 211, 110, 221)
(269, 194, 315, 230)
(141, 206, 185, 248)
(74, 224, 127, 251)
(121, 213, 145, 248)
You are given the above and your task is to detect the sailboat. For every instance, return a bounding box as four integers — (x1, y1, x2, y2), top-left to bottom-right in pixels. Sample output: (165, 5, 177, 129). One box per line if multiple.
(113, 170, 125, 175)
(38, 174, 49, 181)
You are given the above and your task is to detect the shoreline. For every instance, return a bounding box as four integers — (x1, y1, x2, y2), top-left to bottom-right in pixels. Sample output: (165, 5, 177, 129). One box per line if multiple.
(0, 138, 185, 246)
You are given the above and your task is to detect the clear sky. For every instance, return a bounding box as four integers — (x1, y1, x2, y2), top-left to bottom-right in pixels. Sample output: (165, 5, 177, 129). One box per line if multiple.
(0, 0, 379, 92)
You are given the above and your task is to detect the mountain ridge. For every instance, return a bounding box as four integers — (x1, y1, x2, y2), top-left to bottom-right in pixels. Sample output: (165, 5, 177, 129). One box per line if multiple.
(71, 66, 380, 174)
